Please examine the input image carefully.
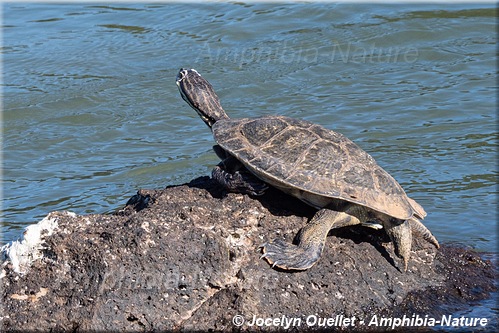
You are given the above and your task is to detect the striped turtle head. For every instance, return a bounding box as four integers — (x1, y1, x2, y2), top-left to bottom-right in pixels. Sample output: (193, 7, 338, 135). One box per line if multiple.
(176, 68, 229, 129)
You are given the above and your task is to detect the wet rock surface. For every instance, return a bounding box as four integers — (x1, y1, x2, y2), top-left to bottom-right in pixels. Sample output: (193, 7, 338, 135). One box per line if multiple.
(1, 177, 497, 332)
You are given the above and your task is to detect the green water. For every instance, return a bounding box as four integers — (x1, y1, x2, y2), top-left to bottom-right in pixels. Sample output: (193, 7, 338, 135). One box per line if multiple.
(2, 3, 497, 257)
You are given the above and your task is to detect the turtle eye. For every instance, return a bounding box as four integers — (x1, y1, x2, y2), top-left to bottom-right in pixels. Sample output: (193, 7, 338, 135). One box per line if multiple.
(176, 69, 187, 83)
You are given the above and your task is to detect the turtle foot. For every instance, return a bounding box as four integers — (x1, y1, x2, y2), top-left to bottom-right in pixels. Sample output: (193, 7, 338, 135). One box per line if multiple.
(212, 166, 268, 196)
(260, 239, 322, 271)
(233, 170, 269, 196)
(384, 220, 412, 272)
(408, 218, 440, 249)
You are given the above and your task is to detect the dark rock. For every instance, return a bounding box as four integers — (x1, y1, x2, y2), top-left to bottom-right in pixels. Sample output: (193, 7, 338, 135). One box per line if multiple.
(1, 177, 497, 332)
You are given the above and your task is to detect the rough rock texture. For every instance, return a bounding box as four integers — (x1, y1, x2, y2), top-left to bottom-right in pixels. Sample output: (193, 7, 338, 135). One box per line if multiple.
(1, 177, 497, 332)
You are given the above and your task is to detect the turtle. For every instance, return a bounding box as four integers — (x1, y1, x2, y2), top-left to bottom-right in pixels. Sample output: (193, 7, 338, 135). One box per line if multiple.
(175, 68, 439, 271)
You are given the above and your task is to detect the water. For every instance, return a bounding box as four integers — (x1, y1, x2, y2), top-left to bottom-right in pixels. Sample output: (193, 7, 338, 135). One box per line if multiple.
(2, 3, 497, 265)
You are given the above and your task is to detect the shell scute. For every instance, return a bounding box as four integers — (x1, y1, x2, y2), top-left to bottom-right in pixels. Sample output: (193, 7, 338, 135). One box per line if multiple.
(213, 116, 415, 219)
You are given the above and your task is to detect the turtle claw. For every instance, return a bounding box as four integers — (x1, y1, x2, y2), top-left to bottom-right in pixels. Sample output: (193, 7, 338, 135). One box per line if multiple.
(260, 239, 322, 271)
(259, 251, 280, 268)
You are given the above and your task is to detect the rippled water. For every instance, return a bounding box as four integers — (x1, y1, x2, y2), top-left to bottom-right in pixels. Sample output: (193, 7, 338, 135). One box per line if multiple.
(2, 3, 497, 257)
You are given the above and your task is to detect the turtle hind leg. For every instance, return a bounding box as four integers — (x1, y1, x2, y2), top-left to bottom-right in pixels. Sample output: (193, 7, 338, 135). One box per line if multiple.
(408, 218, 439, 249)
(212, 156, 268, 196)
(383, 219, 412, 272)
(261, 208, 361, 271)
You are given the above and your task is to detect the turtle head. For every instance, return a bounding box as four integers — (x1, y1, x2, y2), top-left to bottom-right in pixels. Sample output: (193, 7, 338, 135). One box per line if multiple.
(176, 68, 229, 129)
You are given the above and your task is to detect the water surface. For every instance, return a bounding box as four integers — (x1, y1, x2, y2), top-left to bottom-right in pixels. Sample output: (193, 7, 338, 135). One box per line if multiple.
(2, 3, 497, 256)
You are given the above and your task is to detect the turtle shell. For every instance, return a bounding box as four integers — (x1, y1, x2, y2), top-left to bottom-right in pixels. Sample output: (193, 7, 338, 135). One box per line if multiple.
(212, 115, 424, 220)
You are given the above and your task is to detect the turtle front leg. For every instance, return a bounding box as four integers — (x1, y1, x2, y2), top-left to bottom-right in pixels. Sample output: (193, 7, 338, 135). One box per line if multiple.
(261, 208, 361, 270)
(211, 155, 268, 196)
